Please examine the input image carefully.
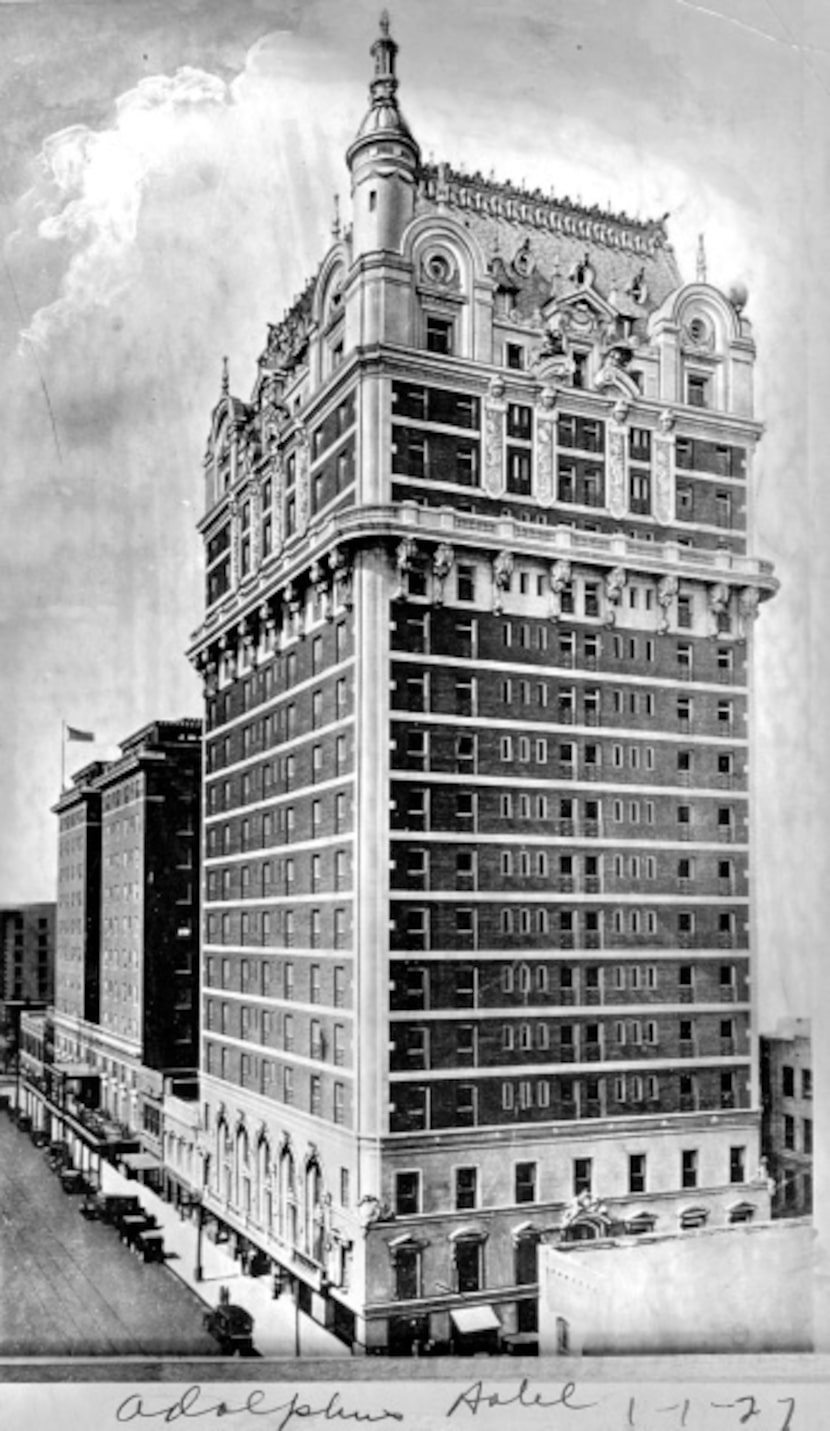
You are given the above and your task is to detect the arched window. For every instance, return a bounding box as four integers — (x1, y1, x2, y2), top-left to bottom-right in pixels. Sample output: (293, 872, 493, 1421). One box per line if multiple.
(305, 1158, 324, 1262)
(279, 1146, 297, 1245)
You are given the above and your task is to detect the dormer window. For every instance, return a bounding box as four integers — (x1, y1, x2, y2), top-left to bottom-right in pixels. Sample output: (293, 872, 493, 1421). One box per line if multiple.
(572, 351, 589, 389)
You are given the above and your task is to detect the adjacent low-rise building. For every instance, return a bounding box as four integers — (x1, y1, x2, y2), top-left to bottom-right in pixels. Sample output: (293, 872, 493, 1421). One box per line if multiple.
(538, 1214, 813, 1354)
(761, 1016, 812, 1217)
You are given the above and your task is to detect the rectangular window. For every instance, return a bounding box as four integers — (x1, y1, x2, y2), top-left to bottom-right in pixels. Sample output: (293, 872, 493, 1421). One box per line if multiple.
(455, 1166, 478, 1210)
(681, 1149, 698, 1189)
(629, 1154, 647, 1194)
(730, 1146, 746, 1184)
(395, 1171, 420, 1216)
(515, 1161, 537, 1204)
(573, 1158, 592, 1197)
(425, 315, 453, 354)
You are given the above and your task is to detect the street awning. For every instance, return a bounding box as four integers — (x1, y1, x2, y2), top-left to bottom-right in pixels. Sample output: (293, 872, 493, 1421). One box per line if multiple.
(54, 1063, 99, 1078)
(121, 1152, 162, 1171)
(450, 1305, 501, 1335)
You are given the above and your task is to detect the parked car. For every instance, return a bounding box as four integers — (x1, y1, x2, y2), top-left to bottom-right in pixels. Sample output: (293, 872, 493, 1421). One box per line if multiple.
(31, 1129, 49, 1148)
(203, 1303, 255, 1356)
(99, 1193, 143, 1225)
(16, 1113, 32, 1132)
(59, 1168, 93, 1195)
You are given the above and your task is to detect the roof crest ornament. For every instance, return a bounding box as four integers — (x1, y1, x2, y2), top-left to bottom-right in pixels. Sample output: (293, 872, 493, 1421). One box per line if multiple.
(697, 233, 707, 283)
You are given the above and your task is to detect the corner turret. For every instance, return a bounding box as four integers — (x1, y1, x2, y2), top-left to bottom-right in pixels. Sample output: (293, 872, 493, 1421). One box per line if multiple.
(346, 12, 420, 256)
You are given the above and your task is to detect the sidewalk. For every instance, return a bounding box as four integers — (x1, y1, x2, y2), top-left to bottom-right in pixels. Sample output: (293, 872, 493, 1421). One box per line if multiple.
(97, 1161, 346, 1358)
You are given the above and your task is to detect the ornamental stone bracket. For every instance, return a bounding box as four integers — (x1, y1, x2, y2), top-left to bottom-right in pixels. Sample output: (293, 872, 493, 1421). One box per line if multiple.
(549, 558, 572, 622)
(604, 565, 627, 626)
(284, 580, 304, 641)
(432, 542, 455, 605)
(738, 585, 760, 642)
(707, 582, 730, 638)
(310, 559, 332, 622)
(483, 377, 507, 498)
(656, 573, 678, 634)
(239, 616, 258, 671)
(219, 631, 238, 683)
(329, 546, 353, 610)
(394, 537, 419, 601)
(492, 549, 515, 614)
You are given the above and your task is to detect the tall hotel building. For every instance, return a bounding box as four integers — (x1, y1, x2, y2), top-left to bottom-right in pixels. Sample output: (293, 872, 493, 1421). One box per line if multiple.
(188, 18, 778, 1353)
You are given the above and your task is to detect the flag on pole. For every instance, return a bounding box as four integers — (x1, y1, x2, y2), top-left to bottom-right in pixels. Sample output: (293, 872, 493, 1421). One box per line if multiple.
(66, 726, 96, 743)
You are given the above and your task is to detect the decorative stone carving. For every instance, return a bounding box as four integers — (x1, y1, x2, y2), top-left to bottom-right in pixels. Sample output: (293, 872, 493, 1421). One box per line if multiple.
(738, 585, 760, 641)
(594, 346, 640, 400)
(656, 574, 678, 634)
(562, 1190, 608, 1227)
(310, 559, 332, 622)
(483, 378, 507, 497)
(432, 543, 455, 605)
(228, 499, 241, 589)
(394, 537, 418, 601)
(219, 632, 237, 682)
(285, 580, 304, 642)
(604, 566, 627, 626)
(492, 550, 515, 614)
(658, 408, 675, 435)
(653, 421, 675, 527)
(329, 546, 353, 610)
(535, 394, 557, 507)
(239, 617, 258, 671)
(613, 398, 631, 425)
(358, 1194, 391, 1233)
(549, 558, 572, 622)
(259, 600, 278, 655)
(707, 582, 730, 637)
(607, 422, 628, 520)
(295, 430, 310, 537)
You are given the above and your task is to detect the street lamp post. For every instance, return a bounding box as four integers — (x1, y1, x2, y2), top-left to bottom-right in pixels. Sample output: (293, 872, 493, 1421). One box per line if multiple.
(194, 1143, 208, 1282)
(194, 1192, 205, 1282)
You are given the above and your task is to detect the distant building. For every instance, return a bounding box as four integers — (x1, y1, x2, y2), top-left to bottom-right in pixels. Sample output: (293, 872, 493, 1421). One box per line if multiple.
(0, 902, 55, 1011)
(761, 1017, 812, 1217)
(538, 1215, 813, 1354)
(184, 18, 777, 1353)
(20, 719, 202, 1181)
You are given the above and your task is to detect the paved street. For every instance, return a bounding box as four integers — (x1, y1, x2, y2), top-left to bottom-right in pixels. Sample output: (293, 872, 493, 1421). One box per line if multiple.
(0, 1116, 218, 1356)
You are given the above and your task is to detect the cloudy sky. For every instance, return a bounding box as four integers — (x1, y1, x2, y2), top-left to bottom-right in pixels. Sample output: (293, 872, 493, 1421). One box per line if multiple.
(0, 0, 828, 1029)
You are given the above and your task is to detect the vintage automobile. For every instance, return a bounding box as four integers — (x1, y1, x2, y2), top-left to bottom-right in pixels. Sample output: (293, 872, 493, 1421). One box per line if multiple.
(203, 1303, 256, 1357)
(135, 1228, 165, 1263)
(59, 1167, 91, 1195)
(99, 1193, 143, 1225)
(30, 1129, 50, 1148)
(46, 1140, 71, 1171)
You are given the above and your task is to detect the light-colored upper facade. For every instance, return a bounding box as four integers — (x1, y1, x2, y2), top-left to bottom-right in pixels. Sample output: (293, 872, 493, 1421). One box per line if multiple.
(187, 17, 776, 1352)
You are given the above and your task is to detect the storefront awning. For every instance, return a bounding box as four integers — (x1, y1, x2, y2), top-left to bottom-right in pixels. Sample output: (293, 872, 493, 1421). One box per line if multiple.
(54, 1063, 99, 1078)
(122, 1152, 162, 1172)
(450, 1305, 501, 1335)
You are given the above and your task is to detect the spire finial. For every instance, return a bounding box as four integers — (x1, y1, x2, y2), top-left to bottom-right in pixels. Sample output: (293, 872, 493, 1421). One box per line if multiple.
(221, 356, 229, 396)
(332, 193, 341, 238)
(696, 232, 707, 283)
(380, 9, 390, 36)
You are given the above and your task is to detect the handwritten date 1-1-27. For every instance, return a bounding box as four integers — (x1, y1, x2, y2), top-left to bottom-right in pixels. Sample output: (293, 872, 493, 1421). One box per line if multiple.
(115, 1385, 404, 1431)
